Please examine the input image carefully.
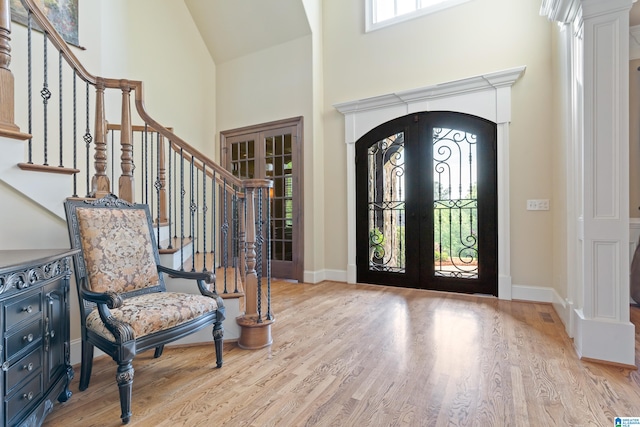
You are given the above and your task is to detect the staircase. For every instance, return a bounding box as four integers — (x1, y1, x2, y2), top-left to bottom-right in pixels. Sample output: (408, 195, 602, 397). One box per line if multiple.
(0, 0, 274, 361)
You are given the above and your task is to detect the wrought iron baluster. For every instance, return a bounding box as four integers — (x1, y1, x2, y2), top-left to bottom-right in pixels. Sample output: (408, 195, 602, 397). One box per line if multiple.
(84, 82, 92, 197)
(173, 145, 178, 241)
(150, 131, 155, 220)
(256, 188, 263, 323)
(41, 33, 51, 165)
(141, 127, 146, 204)
(233, 188, 239, 294)
(266, 186, 272, 320)
(212, 170, 216, 260)
(195, 165, 200, 254)
(156, 131, 162, 249)
(72, 72, 77, 197)
(180, 148, 185, 271)
(27, 12, 32, 163)
(144, 126, 148, 205)
(167, 143, 173, 249)
(190, 155, 196, 272)
(202, 164, 207, 271)
(222, 178, 228, 293)
(58, 50, 63, 167)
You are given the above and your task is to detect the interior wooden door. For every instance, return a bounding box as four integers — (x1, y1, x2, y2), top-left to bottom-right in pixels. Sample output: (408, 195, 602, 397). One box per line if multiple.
(222, 117, 304, 282)
(355, 111, 497, 295)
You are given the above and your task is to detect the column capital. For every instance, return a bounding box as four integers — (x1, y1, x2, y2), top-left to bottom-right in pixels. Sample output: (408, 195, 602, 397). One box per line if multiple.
(541, 0, 635, 23)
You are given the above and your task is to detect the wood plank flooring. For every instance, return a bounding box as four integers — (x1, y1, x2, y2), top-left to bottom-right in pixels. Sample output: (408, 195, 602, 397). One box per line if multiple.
(43, 281, 640, 426)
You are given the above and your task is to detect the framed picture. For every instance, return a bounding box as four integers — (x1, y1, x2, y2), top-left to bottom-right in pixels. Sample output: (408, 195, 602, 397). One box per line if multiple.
(10, 0, 81, 48)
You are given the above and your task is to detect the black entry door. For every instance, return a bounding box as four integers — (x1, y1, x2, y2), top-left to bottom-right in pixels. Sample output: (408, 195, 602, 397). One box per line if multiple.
(355, 111, 497, 295)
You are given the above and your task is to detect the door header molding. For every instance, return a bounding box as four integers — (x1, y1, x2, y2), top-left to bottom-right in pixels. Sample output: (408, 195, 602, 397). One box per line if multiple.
(334, 66, 525, 144)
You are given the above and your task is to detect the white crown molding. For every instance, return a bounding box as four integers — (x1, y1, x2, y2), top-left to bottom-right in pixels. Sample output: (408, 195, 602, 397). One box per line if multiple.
(541, 0, 635, 23)
(334, 66, 526, 115)
(540, 0, 581, 23)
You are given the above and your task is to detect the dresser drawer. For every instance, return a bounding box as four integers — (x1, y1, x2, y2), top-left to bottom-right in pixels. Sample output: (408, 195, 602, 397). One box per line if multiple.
(5, 373, 42, 426)
(5, 319, 42, 362)
(4, 291, 41, 331)
(5, 347, 42, 394)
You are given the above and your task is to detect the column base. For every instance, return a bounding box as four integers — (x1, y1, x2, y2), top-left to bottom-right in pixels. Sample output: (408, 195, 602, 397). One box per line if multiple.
(236, 315, 274, 349)
(574, 309, 636, 367)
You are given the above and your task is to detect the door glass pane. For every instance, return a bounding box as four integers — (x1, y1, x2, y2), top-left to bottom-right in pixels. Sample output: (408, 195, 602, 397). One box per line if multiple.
(367, 133, 405, 273)
(267, 132, 293, 262)
(433, 128, 478, 279)
(230, 139, 255, 179)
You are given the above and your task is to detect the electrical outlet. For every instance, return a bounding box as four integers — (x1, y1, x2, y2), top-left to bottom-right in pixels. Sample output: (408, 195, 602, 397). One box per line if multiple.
(526, 199, 550, 211)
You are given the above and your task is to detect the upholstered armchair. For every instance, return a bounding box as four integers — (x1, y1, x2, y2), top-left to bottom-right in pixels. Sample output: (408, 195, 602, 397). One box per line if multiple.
(64, 194, 225, 424)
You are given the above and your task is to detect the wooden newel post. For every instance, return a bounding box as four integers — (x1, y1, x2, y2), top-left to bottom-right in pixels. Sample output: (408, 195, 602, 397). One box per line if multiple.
(243, 186, 258, 317)
(237, 180, 274, 350)
(91, 78, 110, 198)
(118, 80, 134, 203)
(0, 0, 20, 133)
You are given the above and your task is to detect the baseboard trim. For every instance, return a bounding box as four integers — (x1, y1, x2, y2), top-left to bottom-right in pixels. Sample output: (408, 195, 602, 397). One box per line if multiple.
(511, 284, 555, 303)
(303, 269, 347, 284)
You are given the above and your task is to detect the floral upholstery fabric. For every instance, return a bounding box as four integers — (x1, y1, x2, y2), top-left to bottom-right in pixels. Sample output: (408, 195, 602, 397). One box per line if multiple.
(76, 207, 160, 294)
(85, 292, 219, 342)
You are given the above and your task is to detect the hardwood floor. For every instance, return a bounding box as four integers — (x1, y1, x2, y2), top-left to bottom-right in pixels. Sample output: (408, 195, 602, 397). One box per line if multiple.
(43, 281, 640, 426)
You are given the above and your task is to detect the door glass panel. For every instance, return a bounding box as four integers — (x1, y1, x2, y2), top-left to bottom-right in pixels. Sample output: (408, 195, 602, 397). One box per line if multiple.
(433, 128, 478, 279)
(367, 133, 405, 273)
(267, 133, 293, 262)
(230, 139, 255, 179)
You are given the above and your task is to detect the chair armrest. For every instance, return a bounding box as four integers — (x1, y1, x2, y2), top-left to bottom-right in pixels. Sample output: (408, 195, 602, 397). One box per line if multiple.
(157, 265, 215, 283)
(78, 277, 134, 342)
(78, 277, 123, 309)
(157, 265, 220, 298)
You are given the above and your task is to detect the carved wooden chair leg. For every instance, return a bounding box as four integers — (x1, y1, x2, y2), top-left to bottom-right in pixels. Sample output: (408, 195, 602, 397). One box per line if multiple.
(214, 322, 224, 368)
(117, 361, 134, 424)
(79, 341, 94, 391)
(154, 345, 165, 358)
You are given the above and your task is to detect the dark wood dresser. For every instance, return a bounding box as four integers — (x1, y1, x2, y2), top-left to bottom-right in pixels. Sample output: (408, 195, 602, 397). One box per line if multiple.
(0, 249, 77, 427)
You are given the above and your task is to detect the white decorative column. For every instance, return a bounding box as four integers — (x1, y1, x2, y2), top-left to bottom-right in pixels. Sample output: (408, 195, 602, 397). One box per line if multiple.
(334, 66, 525, 299)
(543, 0, 636, 366)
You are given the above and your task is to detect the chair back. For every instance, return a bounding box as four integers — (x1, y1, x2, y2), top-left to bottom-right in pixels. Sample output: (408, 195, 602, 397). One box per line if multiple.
(65, 195, 166, 318)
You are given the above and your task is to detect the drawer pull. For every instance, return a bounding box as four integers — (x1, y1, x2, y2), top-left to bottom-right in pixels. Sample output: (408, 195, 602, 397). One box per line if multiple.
(22, 392, 34, 401)
(23, 333, 34, 343)
(22, 305, 33, 313)
(23, 362, 34, 372)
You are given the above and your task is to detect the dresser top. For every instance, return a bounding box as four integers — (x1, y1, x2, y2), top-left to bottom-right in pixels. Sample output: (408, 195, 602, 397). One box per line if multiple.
(0, 249, 78, 273)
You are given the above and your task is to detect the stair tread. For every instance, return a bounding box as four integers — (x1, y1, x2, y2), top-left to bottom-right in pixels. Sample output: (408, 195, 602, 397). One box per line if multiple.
(158, 237, 193, 254)
(18, 162, 80, 175)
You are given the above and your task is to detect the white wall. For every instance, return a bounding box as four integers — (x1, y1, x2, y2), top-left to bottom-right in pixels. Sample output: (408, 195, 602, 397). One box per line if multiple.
(322, 0, 557, 294)
(216, 36, 318, 271)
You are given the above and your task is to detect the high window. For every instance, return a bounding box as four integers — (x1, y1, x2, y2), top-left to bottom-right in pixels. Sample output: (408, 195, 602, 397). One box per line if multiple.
(366, 0, 472, 32)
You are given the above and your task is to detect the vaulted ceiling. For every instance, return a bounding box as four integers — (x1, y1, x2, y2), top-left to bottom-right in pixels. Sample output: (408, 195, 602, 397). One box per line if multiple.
(184, 0, 640, 63)
(184, 0, 312, 64)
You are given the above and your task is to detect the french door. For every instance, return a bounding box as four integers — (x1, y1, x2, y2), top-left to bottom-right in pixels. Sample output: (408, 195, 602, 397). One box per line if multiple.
(355, 112, 497, 295)
(221, 117, 303, 282)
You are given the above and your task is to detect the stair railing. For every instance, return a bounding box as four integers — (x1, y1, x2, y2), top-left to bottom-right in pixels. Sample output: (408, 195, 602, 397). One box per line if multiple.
(4, 0, 274, 344)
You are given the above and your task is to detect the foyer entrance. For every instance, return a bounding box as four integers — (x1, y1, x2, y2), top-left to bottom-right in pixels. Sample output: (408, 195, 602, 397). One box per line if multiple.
(355, 111, 497, 295)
